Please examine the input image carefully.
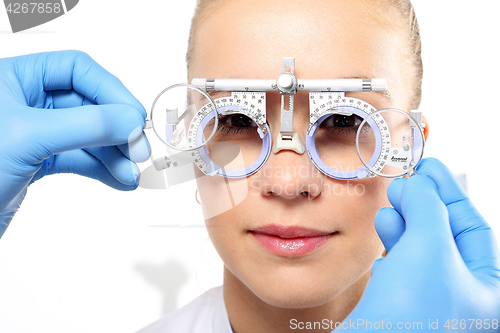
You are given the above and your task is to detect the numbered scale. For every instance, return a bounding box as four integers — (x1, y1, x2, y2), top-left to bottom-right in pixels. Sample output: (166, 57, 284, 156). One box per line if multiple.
(189, 91, 271, 178)
(306, 92, 392, 180)
(143, 57, 425, 186)
(357, 109, 424, 178)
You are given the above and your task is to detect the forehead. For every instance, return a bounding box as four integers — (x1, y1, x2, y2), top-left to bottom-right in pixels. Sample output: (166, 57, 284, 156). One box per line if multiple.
(190, 0, 405, 80)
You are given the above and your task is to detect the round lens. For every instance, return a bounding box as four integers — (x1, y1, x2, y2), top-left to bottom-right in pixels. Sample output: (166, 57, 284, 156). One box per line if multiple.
(315, 107, 373, 172)
(150, 83, 218, 151)
(356, 109, 425, 178)
(200, 106, 271, 178)
(307, 106, 374, 179)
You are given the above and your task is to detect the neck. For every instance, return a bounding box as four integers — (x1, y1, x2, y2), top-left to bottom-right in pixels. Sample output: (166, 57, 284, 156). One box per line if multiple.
(223, 267, 369, 333)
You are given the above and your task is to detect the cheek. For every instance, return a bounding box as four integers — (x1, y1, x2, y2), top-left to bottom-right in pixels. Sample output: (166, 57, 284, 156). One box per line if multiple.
(196, 175, 254, 266)
(320, 176, 391, 224)
(195, 173, 251, 221)
(198, 173, 391, 254)
(323, 177, 390, 258)
(344, 177, 390, 247)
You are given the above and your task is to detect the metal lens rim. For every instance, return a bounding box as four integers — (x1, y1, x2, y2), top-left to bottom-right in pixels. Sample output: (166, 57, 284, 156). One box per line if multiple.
(196, 106, 272, 178)
(355, 108, 425, 178)
(306, 106, 377, 180)
(149, 83, 219, 151)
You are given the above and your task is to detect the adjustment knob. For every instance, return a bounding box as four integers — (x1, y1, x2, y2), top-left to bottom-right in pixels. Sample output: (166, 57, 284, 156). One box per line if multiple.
(277, 73, 295, 91)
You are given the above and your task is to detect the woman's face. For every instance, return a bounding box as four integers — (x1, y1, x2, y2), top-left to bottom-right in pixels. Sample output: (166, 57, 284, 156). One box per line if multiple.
(192, 0, 412, 308)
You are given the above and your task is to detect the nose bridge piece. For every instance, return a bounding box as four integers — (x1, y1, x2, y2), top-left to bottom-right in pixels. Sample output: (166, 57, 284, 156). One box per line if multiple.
(274, 57, 305, 155)
(273, 132, 305, 154)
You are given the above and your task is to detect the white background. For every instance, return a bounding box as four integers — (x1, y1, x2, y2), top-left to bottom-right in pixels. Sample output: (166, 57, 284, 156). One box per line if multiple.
(0, 1, 499, 332)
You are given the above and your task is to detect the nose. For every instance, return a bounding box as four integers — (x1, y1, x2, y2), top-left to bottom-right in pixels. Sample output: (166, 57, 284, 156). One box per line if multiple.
(255, 90, 324, 200)
(257, 137, 324, 200)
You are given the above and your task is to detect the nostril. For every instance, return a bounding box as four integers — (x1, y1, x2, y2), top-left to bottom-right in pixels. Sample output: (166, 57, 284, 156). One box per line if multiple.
(258, 165, 324, 200)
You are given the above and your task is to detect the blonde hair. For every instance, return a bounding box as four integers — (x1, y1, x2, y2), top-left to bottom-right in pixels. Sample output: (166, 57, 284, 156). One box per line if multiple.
(386, 0, 423, 109)
(186, 0, 423, 109)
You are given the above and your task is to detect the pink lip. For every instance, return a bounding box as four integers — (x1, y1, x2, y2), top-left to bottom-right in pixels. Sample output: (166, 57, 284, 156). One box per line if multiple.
(250, 225, 336, 257)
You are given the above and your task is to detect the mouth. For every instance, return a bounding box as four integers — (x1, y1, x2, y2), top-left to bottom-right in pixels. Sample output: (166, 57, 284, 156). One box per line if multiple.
(249, 225, 337, 257)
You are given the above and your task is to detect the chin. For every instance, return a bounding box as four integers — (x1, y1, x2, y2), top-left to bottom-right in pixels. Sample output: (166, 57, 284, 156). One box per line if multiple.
(252, 281, 339, 309)
(242, 264, 348, 309)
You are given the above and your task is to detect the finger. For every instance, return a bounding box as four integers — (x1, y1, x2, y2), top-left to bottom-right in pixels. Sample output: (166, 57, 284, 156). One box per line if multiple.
(84, 146, 140, 186)
(415, 158, 467, 205)
(416, 158, 500, 276)
(117, 131, 151, 163)
(50, 89, 96, 108)
(49, 89, 151, 163)
(374, 207, 406, 252)
(47, 149, 138, 191)
(16, 50, 146, 118)
(0, 220, 8, 239)
(371, 257, 384, 277)
(50, 89, 151, 163)
(0, 189, 27, 239)
(400, 174, 451, 242)
(25, 104, 144, 162)
(387, 178, 407, 216)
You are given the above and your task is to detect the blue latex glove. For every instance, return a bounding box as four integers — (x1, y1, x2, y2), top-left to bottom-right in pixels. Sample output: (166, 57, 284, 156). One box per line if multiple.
(0, 51, 151, 238)
(340, 158, 500, 332)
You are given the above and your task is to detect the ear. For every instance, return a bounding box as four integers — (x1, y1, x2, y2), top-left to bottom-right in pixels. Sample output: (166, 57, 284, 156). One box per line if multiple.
(422, 115, 430, 142)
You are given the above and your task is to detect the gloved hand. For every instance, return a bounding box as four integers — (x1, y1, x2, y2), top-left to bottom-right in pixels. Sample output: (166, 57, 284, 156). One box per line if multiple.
(340, 158, 500, 332)
(0, 50, 150, 238)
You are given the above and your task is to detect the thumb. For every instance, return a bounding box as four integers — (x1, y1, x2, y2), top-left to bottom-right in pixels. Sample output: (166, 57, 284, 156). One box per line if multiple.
(400, 174, 452, 244)
(374, 206, 406, 253)
(0, 188, 27, 238)
(23, 103, 144, 162)
(416, 158, 500, 280)
(371, 257, 384, 277)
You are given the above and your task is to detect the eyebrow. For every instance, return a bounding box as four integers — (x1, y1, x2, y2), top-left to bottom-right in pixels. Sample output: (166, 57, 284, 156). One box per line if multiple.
(203, 90, 227, 102)
(195, 90, 225, 103)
